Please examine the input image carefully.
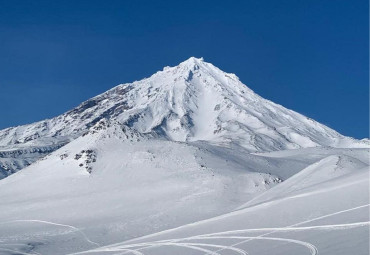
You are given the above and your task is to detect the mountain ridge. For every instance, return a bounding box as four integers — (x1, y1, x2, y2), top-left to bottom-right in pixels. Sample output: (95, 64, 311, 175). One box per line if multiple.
(0, 57, 368, 177)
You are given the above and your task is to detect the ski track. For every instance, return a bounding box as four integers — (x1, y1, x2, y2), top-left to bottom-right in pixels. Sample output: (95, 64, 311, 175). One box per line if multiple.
(195, 221, 370, 236)
(189, 236, 315, 255)
(2, 205, 368, 255)
(0, 247, 40, 255)
(111, 248, 145, 255)
(70, 222, 368, 255)
(135, 243, 222, 255)
(68, 204, 369, 255)
(210, 204, 370, 254)
(130, 242, 247, 255)
(0, 219, 100, 247)
(70, 236, 314, 255)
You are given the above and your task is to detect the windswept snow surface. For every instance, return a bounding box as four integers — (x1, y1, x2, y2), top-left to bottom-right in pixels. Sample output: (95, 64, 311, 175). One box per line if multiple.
(0, 58, 369, 254)
(84, 150, 369, 255)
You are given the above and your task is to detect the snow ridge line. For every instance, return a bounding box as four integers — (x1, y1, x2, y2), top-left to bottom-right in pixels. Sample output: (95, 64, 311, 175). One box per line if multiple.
(0, 219, 100, 247)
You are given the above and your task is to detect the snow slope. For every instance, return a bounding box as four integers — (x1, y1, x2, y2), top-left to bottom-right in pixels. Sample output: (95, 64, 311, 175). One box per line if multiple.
(0, 57, 368, 176)
(89, 151, 369, 255)
(0, 119, 368, 254)
(0, 120, 288, 253)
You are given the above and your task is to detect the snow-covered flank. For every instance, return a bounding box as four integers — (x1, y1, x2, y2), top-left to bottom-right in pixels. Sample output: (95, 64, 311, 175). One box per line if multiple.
(0, 57, 368, 176)
(0, 132, 368, 254)
(99, 150, 369, 255)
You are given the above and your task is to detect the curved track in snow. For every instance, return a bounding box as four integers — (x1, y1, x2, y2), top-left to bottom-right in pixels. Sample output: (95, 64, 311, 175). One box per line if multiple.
(2, 206, 368, 255)
(70, 221, 369, 255)
(0, 219, 100, 247)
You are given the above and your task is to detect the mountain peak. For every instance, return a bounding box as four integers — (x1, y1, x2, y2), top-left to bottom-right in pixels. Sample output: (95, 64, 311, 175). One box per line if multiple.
(181, 56, 205, 66)
(162, 57, 205, 71)
(161, 57, 210, 77)
(157, 57, 243, 93)
(1, 57, 369, 176)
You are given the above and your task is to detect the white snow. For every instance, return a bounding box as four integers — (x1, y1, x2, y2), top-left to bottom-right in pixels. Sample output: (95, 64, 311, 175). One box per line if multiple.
(0, 57, 368, 255)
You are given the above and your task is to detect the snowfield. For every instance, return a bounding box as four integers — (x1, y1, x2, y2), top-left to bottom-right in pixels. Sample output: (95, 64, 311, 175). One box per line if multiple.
(0, 57, 368, 255)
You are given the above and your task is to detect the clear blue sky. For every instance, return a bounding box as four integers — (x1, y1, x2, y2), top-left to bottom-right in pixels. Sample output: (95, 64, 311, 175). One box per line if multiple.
(0, 0, 368, 138)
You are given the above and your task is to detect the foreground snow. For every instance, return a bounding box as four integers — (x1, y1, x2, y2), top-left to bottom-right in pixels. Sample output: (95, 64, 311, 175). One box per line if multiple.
(0, 122, 368, 254)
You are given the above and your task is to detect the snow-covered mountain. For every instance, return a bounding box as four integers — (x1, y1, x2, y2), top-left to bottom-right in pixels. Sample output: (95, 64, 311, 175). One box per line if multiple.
(0, 57, 368, 255)
(0, 57, 367, 177)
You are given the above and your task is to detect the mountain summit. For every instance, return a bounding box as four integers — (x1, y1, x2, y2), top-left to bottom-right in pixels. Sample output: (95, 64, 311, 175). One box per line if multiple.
(0, 58, 369, 255)
(0, 57, 367, 177)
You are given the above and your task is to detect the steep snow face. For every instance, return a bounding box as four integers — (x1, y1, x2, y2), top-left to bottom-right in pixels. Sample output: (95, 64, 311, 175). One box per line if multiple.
(0, 57, 368, 176)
